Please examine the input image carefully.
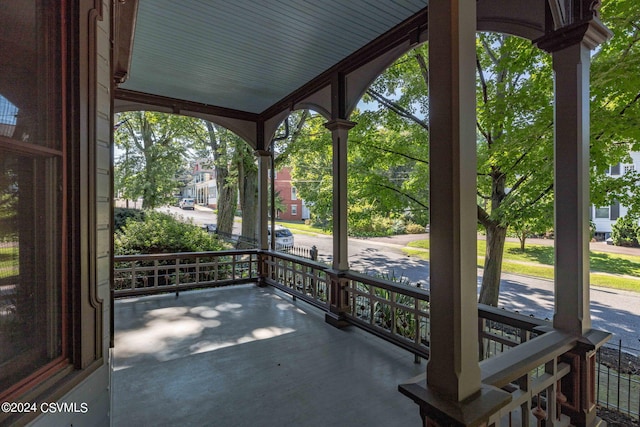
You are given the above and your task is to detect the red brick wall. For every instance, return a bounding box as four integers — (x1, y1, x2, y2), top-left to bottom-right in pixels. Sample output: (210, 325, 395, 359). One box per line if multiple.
(274, 167, 303, 221)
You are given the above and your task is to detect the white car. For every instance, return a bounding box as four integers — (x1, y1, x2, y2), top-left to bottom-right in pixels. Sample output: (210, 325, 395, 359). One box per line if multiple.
(268, 225, 294, 249)
(179, 198, 195, 210)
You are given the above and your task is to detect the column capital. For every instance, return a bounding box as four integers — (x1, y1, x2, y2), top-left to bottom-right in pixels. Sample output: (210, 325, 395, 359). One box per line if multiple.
(324, 119, 356, 132)
(254, 149, 271, 157)
(534, 19, 612, 53)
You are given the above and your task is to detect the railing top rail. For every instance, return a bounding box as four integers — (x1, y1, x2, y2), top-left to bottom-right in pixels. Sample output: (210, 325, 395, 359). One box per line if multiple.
(265, 250, 329, 269)
(478, 304, 549, 330)
(114, 249, 259, 262)
(480, 330, 577, 388)
(344, 270, 431, 300)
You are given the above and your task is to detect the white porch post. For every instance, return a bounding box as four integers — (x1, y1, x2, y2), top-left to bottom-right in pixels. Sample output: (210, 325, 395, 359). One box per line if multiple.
(324, 119, 355, 272)
(426, 0, 480, 401)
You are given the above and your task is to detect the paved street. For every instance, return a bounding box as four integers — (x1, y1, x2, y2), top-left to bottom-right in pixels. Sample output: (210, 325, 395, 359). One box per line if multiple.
(163, 205, 640, 349)
(294, 232, 640, 349)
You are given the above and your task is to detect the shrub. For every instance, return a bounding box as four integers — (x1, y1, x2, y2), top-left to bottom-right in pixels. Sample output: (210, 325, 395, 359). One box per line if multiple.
(114, 211, 226, 255)
(349, 214, 395, 236)
(405, 222, 426, 234)
(114, 208, 146, 232)
(390, 219, 406, 235)
(611, 215, 640, 247)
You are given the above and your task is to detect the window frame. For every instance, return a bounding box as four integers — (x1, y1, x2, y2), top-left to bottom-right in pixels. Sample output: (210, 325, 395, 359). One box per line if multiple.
(0, 0, 70, 403)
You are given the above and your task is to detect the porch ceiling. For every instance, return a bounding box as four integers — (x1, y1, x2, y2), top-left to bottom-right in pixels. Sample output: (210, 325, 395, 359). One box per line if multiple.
(118, 0, 428, 117)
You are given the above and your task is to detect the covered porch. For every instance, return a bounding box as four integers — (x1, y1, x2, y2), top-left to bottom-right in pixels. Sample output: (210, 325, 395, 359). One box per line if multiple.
(111, 0, 613, 425)
(111, 249, 596, 426)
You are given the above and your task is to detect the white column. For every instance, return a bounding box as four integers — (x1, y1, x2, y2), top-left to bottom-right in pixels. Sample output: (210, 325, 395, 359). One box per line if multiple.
(426, 0, 480, 401)
(324, 119, 355, 271)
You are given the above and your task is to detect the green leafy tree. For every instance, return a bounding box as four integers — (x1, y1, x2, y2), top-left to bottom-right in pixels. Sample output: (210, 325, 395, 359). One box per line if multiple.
(331, 3, 640, 306)
(284, 115, 334, 228)
(278, 104, 430, 234)
(272, 190, 287, 216)
(114, 111, 192, 209)
(475, 34, 555, 305)
(590, 0, 640, 212)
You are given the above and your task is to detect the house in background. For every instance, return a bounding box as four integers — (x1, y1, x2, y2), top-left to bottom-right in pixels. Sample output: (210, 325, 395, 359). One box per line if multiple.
(592, 152, 640, 240)
(185, 160, 218, 207)
(273, 167, 310, 220)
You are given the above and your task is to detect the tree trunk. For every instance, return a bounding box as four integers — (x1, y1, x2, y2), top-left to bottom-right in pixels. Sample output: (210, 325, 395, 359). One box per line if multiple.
(235, 142, 258, 248)
(217, 179, 237, 235)
(519, 233, 526, 251)
(205, 121, 236, 235)
(478, 223, 507, 307)
(238, 165, 258, 248)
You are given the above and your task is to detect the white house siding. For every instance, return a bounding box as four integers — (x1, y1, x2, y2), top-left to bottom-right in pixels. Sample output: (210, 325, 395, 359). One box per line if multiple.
(592, 151, 640, 238)
(29, 1, 112, 425)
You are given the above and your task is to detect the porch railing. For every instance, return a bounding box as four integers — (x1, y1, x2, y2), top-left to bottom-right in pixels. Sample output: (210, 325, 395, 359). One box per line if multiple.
(114, 249, 547, 359)
(260, 251, 548, 362)
(113, 249, 605, 425)
(596, 340, 640, 421)
(262, 251, 330, 311)
(480, 330, 576, 426)
(343, 270, 431, 359)
(114, 250, 259, 297)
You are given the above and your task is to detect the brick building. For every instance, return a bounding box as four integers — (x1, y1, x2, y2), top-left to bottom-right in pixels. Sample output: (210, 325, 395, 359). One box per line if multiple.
(273, 167, 309, 220)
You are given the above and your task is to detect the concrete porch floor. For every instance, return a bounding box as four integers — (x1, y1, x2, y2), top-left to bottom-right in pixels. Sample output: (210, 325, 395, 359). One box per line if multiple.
(112, 284, 425, 427)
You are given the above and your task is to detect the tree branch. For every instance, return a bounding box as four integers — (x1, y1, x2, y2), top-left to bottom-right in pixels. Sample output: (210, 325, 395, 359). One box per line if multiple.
(373, 183, 429, 210)
(366, 89, 429, 130)
(351, 138, 429, 165)
(477, 205, 493, 228)
(413, 51, 429, 88)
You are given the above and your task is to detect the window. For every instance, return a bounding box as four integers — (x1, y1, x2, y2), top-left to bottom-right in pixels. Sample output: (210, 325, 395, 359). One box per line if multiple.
(291, 187, 297, 201)
(291, 204, 298, 216)
(610, 201, 620, 220)
(0, 1, 66, 398)
(624, 164, 635, 174)
(609, 163, 620, 175)
(594, 201, 620, 220)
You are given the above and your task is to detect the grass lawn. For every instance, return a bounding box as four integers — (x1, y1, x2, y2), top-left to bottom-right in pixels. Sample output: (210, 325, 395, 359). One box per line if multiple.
(274, 220, 330, 236)
(404, 238, 640, 293)
(0, 244, 18, 279)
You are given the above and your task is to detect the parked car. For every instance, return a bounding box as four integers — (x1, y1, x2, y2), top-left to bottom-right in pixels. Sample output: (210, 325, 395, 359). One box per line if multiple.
(179, 198, 195, 210)
(268, 225, 294, 249)
(202, 223, 217, 233)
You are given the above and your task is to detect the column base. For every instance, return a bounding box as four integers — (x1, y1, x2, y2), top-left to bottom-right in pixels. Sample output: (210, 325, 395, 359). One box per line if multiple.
(399, 374, 511, 427)
(325, 311, 350, 329)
